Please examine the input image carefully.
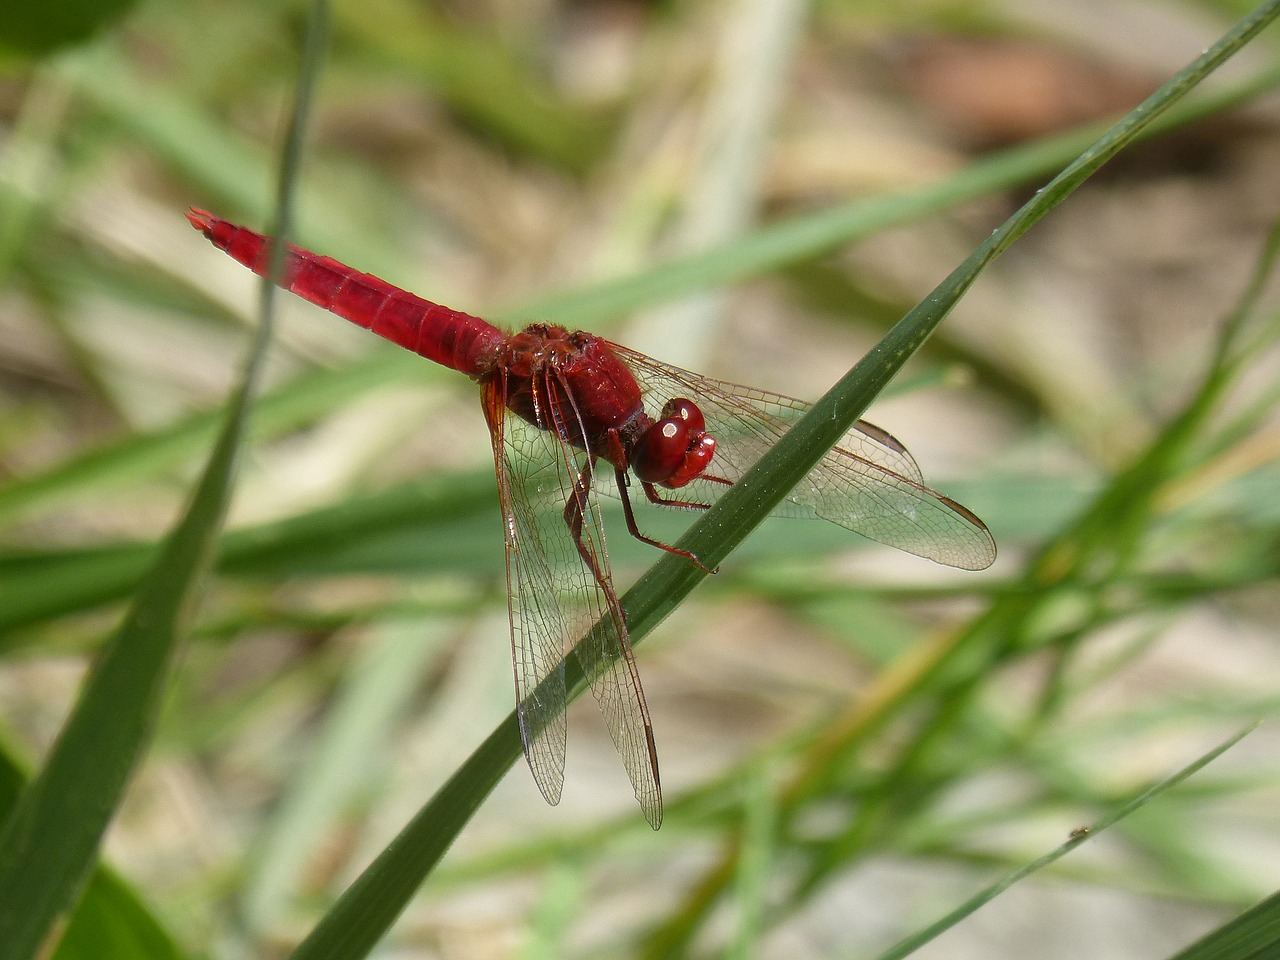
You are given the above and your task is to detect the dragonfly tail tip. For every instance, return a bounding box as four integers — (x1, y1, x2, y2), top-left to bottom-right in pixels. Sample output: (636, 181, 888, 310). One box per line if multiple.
(185, 207, 216, 234)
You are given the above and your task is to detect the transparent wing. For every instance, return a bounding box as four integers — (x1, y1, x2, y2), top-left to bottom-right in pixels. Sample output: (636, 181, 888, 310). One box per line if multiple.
(484, 375, 663, 828)
(608, 344, 996, 571)
(482, 383, 568, 805)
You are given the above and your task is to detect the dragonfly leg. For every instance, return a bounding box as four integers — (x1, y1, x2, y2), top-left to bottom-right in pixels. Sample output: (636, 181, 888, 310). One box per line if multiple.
(640, 480, 720, 511)
(560, 463, 645, 634)
(563, 463, 616, 599)
(614, 469, 715, 574)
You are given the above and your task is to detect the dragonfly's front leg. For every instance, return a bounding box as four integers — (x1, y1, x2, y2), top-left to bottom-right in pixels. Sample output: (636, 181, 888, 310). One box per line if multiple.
(604, 424, 716, 576)
(639, 476, 729, 511)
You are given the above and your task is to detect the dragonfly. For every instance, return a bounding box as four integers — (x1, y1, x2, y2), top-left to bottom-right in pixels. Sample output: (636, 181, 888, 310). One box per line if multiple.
(187, 208, 995, 829)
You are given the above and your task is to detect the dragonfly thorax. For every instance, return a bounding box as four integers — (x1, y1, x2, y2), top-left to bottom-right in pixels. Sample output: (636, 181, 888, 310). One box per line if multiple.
(493, 326, 716, 487)
(496, 324, 645, 453)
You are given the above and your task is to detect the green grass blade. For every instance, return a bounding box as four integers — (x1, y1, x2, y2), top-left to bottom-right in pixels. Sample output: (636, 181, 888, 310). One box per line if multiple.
(517, 860, 587, 960)
(281, 6, 1280, 958)
(729, 771, 778, 960)
(50, 869, 185, 960)
(1166, 888, 1280, 960)
(0, 293, 257, 958)
(870, 725, 1257, 960)
(288, 718, 526, 960)
(0, 2, 328, 954)
(0, 741, 183, 960)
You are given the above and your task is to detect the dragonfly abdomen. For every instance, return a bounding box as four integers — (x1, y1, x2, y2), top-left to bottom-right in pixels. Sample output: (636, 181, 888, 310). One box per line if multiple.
(186, 209, 504, 376)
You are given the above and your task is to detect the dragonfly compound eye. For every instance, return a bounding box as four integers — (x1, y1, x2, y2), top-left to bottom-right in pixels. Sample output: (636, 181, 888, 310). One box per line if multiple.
(659, 397, 706, 434)
(632, 400, 716, 488)
(632, 417, 692, 484)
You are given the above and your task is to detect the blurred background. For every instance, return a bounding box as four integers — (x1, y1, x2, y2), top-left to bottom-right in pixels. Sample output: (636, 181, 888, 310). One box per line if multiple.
(1, 0, 1279, 957)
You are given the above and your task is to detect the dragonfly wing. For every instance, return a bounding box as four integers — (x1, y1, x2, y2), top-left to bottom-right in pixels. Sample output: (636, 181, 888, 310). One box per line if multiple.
(566, 506, 664, 829)
(612, 347, 926, 481)
(487, 374, 663, 828)
(782, 451, 995, 570)
(540, 375, 663, 829)
(482, 382, 569, 805)
(608, 345, 996, 570)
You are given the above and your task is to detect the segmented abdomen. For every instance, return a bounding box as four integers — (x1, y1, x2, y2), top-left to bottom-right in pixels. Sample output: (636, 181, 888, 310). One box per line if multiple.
(187, 209, 504, 376)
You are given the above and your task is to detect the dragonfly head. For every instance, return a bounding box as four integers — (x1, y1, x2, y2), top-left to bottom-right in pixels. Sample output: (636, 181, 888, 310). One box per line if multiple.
(631, 398, 716, 488)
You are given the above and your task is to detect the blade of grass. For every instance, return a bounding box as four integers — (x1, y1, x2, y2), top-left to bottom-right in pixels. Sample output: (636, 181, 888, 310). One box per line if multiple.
(728, 770, 778, 960)
(0, 739, 184, 960)
(284, 5, 1280, 959)
(287, 714, 527, 960)
(0, 262, 264, 956)
(50, 869, 185, 960)
(870, 725, 1258, 960)
(516, 860, 587, 960)
(1166, 888, 1280, 960)
(0, 3, 328, 955)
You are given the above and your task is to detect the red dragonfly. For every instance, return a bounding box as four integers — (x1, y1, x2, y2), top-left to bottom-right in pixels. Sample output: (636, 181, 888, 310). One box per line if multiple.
(188, 209, 995, 828)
